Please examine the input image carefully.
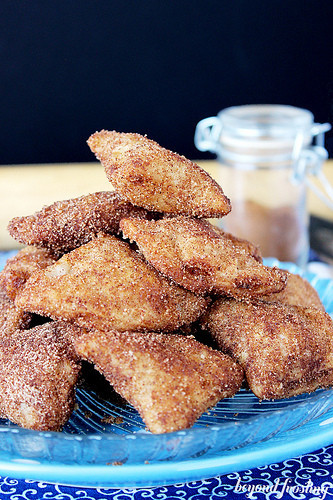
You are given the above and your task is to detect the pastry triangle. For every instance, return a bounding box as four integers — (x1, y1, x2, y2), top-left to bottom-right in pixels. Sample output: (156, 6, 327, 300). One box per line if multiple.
(120, 216, 287, 298)
(75, 328, 243, 433)
(87, 130, 231, 217)
(15, 233, 208, 332)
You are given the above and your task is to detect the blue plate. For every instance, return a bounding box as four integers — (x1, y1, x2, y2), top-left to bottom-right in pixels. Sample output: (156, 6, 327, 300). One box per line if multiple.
(2, 408, 333, 488)
(0, 255, 333, 487)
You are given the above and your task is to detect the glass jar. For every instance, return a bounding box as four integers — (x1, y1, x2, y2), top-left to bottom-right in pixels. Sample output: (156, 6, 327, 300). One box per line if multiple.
(195, 105, 331, 268)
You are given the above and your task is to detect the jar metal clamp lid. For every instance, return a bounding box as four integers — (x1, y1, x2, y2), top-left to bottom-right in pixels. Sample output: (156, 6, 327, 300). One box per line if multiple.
(195, 105, 333, 209)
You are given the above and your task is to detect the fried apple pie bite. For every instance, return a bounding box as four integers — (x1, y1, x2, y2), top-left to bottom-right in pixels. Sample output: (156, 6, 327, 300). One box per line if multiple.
(261, 270, 325, 311)
(0, 320, 82, 431)
(87, 130, 231, 218)
(15, 233, 209, 332)
(202, 297, 333, 399)
(8, 191, 150, 256)
(0, 246, 56, 300)
(120, 216, 287, 298)
(75, 329, 243, 433)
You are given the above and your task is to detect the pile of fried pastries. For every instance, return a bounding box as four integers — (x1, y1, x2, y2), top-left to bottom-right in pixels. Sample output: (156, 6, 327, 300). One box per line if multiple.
(1, 130, 333, 434)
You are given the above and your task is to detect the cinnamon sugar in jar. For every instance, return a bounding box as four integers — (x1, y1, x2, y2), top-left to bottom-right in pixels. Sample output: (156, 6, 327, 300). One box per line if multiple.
(195, 105, 331, 268)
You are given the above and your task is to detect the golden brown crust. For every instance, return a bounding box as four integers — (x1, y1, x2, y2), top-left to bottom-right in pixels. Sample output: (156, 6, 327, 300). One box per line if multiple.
(261, 270, 325, 310)
(0, 246, 56, 300)
(87, 130, 231, 218)
(0, 289, 32, 332)
(202, 297, 333, 399)
(15, 233, 209, 332)
(8, 191, 150, 255)
(209, 224, 263, 263)
(0, 321, 82, 431)
(120, 216, 286, 298)
(75, 329, 243, 433)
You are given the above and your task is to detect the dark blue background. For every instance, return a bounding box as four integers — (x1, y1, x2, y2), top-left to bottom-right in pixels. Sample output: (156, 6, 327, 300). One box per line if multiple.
(1, 0, 332, 164)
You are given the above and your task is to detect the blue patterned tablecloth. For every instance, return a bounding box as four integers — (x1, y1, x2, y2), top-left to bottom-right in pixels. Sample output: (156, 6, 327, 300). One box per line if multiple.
(0, 445, 333, 499)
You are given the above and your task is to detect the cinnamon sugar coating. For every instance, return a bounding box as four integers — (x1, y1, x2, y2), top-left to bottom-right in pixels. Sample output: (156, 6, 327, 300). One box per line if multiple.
(15, 233, 209, 332)
(0, 289, 32, 332)
(209, 224, 263, 263)
(202, 298, 333, 399)
(261, 269, 325, 310)
(120, 216, 286, 298)
(8, 191, 150, 255)
(2, 127, 331, 434)
(75, 329, 243, 433)
(0, 246, 56, 300)
(0, 321, 82, 430)
(87, 131, 231, 218)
